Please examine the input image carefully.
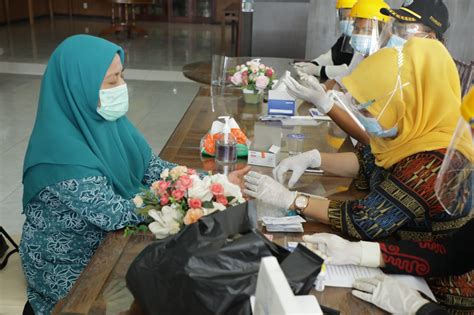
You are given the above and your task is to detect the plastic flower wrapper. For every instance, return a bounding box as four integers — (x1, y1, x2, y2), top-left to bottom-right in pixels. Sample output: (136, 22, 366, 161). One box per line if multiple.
(200, 117, 250, 157)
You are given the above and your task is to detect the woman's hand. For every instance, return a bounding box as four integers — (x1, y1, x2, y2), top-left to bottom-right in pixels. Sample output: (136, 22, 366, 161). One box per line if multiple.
(244, 171, 297, 209)
(227, 166, 252, 191)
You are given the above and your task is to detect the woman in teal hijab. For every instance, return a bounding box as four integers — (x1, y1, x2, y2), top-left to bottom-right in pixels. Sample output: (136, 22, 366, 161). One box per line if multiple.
(19, 35, 249, 314)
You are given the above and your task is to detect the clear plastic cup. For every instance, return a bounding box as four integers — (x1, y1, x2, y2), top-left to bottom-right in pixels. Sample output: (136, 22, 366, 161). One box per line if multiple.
(287, 133, 305, 156)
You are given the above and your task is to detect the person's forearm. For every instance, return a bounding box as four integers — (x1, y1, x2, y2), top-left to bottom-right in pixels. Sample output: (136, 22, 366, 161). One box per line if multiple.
(327, 106, 370, 145)
(290, 194, 330, 224)
(320, 152, 359, 178)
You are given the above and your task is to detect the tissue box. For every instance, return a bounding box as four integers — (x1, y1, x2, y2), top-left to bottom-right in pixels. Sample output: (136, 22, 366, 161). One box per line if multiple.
(267, 90, 296, 116)
(248, 144, 281, 168)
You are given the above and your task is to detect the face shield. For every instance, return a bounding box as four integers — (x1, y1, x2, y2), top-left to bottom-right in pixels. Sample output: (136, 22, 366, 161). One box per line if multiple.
(350, 18, 384, 56)
(435, 117, 474, 216)
(378, 19, 433, 49)
(336, 8, 355, 54)
(331, 47, 408, 138)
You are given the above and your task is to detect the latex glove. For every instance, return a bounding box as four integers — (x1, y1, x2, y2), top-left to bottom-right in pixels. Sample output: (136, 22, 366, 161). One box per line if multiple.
(293, 62, 321, 76)
(244, 171, 297, 209)
(283, 76, 334, 114)
(299, 71, 322, 90)
(302, 233, 381, 267)
(352, 275, 430, 314)
(273, 149, 321, 188)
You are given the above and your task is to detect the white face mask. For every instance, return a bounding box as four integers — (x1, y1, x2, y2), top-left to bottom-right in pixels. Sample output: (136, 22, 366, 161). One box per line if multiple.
(339, 20, 354, 36)
(385, 34, 408, 48)
(97, 84, 129, 121)
(350, 34, 374, 56)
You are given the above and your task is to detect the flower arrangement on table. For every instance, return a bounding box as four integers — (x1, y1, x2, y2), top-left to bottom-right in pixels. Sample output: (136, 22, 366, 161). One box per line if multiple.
(130, 165, 245, 239)
(230, 59, 275, 103)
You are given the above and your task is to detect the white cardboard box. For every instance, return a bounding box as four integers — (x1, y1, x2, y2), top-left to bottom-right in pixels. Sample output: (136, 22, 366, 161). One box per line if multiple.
(247, 145, 281, 168)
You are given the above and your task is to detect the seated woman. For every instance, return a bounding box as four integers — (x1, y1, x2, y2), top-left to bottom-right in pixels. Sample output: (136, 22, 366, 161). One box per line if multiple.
(245, 37, 473, 313)
(244, 37, 472, 242)
(19, 35, 248, 314)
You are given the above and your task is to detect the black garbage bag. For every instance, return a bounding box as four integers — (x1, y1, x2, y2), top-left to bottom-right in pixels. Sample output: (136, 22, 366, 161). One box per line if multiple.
(126, 202, 324, 315)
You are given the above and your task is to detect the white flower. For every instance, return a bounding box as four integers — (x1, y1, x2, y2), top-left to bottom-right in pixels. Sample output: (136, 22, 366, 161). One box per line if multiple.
(169, 166, 188, 180)
(160, 168, 169, 179)
(133, 195, 144, 207)
(188, 175, 213, 202)
(202, 202, 227, 215)
(148, 207, 183, 239)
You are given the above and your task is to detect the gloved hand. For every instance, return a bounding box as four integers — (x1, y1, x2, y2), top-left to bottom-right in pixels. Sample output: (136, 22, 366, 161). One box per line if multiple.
(273, 149, 321, 188)
(293, 62, 321, 76)
(299, 72, 322, 90)
(352, 275, 430, 314)
(302, 233, 381, 267)
(283, 76, 334, 114)
(244, 171, 297, 209)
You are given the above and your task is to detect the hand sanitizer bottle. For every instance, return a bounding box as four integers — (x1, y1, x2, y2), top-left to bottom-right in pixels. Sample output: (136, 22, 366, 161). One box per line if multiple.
(215, 116, 237, 164)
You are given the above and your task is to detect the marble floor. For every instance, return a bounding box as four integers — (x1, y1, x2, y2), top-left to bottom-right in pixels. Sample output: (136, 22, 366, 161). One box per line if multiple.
(0, 17, 230, 314)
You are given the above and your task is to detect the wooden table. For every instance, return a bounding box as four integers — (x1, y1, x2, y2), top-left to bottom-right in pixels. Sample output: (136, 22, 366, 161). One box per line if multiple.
(99, 0, 153, 38)
(52, 87, 385, 314)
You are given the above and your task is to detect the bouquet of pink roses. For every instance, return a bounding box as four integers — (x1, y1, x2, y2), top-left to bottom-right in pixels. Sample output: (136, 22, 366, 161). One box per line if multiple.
(230, 59, 275, 92)
(132, 165, 245, 239)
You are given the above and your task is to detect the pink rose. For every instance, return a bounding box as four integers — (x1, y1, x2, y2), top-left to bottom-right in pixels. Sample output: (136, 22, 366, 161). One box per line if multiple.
(188, 168, 197, 175)
(255, 76, 270, 90)
(160, 193, 170, 206)
(188, 198, 202, 209)
(183, 208, 204, 225)
(176, 175, 193, 190)
(158, 180, 170, 192)
(216, 195, 228, 206)
(265, 68, 274, 77)
(172, 189, 185, 200)
(210, 183, 224, 196)
(231, 72, 243, 86)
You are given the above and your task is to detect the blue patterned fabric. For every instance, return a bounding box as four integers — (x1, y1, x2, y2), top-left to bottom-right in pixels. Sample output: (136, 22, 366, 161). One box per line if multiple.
(328, 144, 472, 241)
(19, 153, 176, 314)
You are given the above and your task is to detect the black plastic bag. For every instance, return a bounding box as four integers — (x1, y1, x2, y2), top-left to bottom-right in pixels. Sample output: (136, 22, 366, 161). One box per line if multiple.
(126, 202, 323, 315)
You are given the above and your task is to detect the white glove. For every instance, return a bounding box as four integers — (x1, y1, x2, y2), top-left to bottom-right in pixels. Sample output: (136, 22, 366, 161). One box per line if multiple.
(273, 149, 321, 188)
(293, 62, 321, 76)
(283, 76, 334, 114)
(244, 171, 297, 209)
(302, 233, 381, 267)
(299, 71, 321, 89)
(352, 275, 430, 314)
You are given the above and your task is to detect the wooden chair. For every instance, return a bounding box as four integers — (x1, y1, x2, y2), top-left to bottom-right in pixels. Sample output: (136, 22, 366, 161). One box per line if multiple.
(454, 59, 474, 97)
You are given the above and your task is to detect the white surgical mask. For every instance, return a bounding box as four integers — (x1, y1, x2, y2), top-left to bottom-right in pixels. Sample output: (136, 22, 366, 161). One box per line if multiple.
(339, 20, 354, 36)
(350, 34, 374, 56)
(97, 84, 129, 121)
(385, 34, 407, 48)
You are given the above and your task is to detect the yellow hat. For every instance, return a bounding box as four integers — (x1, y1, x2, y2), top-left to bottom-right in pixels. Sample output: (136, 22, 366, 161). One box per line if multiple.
(350, 0, 390, 23)
(336, 0, 357, 9)
(461, 87, 474, 123)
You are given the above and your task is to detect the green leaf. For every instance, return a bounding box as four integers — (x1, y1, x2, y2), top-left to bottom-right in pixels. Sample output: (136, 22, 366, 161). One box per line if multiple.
(202, 201, 214, 209)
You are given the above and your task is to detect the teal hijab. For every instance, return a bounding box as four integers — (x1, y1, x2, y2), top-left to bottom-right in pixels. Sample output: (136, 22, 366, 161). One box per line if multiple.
(23, 35, 151, 206)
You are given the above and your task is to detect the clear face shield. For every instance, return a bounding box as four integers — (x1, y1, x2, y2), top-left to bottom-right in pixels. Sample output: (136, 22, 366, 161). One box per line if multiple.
(378, 19, 433, 49)
(435, 117, 474, 216)
(337, 8, 355, 54)
(331, 47, 408, 138)
(350, 18, 383, 56)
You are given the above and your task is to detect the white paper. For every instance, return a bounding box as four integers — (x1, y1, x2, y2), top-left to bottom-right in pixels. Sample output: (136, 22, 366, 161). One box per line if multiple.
(316, 264, 436, 301)
(262, 216, 306, 225)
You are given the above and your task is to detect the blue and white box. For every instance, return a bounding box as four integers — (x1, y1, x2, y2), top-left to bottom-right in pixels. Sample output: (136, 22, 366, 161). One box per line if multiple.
(267, 90, 296, 116)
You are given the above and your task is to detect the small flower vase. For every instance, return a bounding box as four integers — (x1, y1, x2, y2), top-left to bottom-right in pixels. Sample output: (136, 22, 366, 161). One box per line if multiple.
(242, 88, 263, 104)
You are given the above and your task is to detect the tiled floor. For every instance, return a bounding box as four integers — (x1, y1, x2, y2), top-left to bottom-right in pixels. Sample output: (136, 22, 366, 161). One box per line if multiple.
(0, 17, 229, 314)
